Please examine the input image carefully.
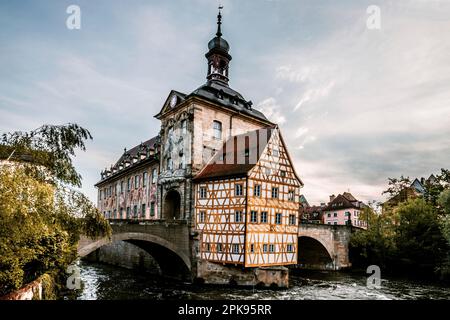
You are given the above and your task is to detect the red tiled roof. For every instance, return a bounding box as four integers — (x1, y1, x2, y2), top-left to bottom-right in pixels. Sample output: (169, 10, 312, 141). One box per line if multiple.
(193, 127, 274, 181)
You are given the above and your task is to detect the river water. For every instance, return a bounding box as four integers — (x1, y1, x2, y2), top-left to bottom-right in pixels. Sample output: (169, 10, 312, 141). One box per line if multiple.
(67, 260, 450, 300)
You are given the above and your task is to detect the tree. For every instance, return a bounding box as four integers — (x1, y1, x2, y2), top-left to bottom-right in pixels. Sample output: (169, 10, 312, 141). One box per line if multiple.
(393, 198, 448, 274)
(438, 189, 450, 215)
(1, 123, 92, 187)
(0, 124, 110, 297)
(382, 175, 411, 199)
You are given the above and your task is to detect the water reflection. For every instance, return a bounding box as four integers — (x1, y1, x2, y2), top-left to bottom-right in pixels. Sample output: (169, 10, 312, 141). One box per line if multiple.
(68, 260, 450, 300)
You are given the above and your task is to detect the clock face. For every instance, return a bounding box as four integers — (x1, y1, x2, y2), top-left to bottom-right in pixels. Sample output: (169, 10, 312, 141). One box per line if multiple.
(170, 95, 177, 108)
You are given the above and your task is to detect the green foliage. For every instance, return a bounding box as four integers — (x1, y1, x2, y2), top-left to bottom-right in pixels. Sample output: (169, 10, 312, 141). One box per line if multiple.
(351, 196, 449, 279)
(438, 189, 450, 215)
(350, 212, 396, 269)
(382, 175, 411, 198)
(0, 124, 111, 297)
(394, 199, 447, 272)
(1, 123, 92, 187)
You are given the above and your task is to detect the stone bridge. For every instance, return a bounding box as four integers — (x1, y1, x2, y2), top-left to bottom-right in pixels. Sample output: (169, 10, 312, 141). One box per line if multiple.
(297, 223, 361, 270)
(77, 220, 194, 280)
(77, 221, 361, 281)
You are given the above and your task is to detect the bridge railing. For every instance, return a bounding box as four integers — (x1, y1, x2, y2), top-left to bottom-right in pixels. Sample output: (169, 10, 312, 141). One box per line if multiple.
(108, 218, 189, 226)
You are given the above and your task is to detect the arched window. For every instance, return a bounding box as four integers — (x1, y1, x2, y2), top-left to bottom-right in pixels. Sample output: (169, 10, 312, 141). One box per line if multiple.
(213, 120, 222, 139)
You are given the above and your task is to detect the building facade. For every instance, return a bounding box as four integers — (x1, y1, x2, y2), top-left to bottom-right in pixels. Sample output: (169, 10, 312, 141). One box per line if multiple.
(322, 192, 368, 228)
(95, 10, 303, 271)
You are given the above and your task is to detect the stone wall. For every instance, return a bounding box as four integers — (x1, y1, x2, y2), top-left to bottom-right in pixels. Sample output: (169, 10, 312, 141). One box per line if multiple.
(84, 241, 161, 275)
(196, 260, 289, 288)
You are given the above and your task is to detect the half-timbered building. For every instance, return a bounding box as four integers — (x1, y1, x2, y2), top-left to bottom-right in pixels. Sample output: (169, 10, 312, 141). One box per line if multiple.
(95, 9, 304, 274)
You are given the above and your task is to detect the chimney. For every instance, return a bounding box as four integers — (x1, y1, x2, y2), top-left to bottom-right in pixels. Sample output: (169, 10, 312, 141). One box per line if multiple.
(329, 194, 336, 203)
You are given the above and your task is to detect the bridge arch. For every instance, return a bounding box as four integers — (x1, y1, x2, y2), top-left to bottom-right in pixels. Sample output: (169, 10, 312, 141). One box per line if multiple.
(78, 232, 191, 279)
(297, 224, 354, 270)
(297, 236, 335, 270)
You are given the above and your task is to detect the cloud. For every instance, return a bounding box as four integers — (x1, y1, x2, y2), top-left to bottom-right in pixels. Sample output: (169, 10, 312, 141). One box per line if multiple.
(256, 97, 286, 125)
(1, 0, 450, 205)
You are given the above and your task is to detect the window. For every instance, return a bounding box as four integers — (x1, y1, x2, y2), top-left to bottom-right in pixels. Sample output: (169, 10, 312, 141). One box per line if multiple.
(181, 119, 187, 135)
(143, 172, 148, 188)
(120, 181, 124, 193)
(327, 213, 331, 218)
(275, 213, 282, 224)
(269, 244, 275, 253)
(107, 211, 110, 219)
(263, 244, 268, 253)
(199, 211, 206, 223)
(287, 244, 293, 253)
(217, 243, 223, 253)
(126, 207, 131, 219)
(150, 202, 155, 216)
(152, 168, 157, 184)
(345, 211, 350, 216)
(113, 209, 117, 219)
(213, 120, 222, 139)
(273, 148, 279, 157)
(288, 190, 295, 201)
(167, 158, 172, 171)
(333, 212, 338, 217)
(127, 178, 131, 191)
(135, 175, 140, 189)
(235, 210, 243, 223)
(141, 204, 146, 218)
(232, 244, 239, 254)
(328, 222, 331, 225)
(199, 187, 207, 199)
(205, 243, 210, 252)
(345, 220, 351, 225)
(334, 222, 338, 225)
(260, 211, 268, 223)
(254, 185, 261, 197)
(272, 187, 279, 199)
(109, 186, 112, 197)
(289, 214, 296, 225)
(250, 244, 255, 253)
(250, 211, 258, 223)
(235, 184, 243, 196)
(265, 168, 271, 176)
(133, 205, 138, 218)
(280, 170, 286, 177)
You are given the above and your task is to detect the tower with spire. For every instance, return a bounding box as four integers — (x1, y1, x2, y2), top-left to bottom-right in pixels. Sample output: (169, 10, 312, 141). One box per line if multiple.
(96, 7, 303, 287)
(205, 7, 232, 85)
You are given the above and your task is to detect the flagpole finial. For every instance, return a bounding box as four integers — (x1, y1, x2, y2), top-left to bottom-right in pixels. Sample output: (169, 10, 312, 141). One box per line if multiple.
(216, 5, 223, 37)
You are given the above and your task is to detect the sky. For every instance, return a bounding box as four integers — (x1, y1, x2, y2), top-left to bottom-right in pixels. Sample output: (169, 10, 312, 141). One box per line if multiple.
(1, 0, 450, 205)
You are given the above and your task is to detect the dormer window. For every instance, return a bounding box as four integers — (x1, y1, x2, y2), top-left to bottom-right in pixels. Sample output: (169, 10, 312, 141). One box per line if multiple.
(213, 120, 222, 140)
